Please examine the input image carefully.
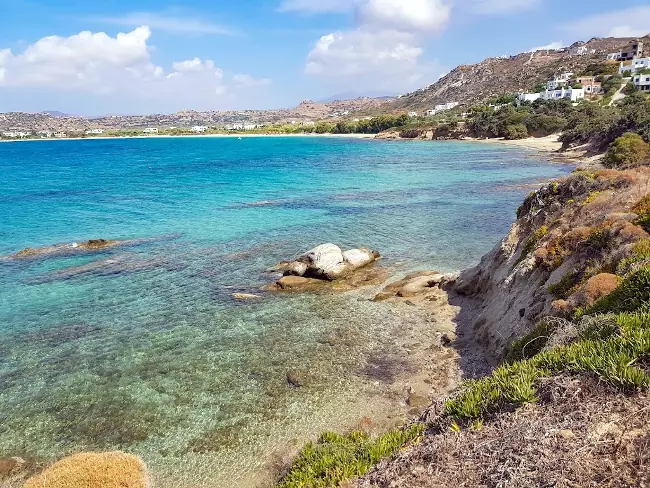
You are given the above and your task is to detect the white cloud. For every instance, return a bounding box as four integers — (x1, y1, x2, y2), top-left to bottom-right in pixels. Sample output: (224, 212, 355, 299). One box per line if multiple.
(278, 0, 356, 13)
(0, 27, 269, 111)
(358, 0, 451, 32)
(233, 74, 272, 87)
(561, 6, 650, 38)
(467, 0, 540, 15)
(90, 12, 234, 36)
(305, 29, 445, 92)
(528, 41, 564, 52)
(306, 29, 422, 76)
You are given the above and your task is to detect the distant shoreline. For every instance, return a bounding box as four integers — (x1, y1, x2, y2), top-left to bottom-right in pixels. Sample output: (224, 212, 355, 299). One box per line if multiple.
(0, 133, 377, 143)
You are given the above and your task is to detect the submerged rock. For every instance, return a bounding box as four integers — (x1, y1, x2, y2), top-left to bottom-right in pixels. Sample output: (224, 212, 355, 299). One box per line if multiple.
(23, 452, 148, 488)
(373, 271, 457, 301)
(286, 370, 308, 387)
(6, 234, 182, 261)
(0, 457, 25, 481)
(232, 293, 262, 300)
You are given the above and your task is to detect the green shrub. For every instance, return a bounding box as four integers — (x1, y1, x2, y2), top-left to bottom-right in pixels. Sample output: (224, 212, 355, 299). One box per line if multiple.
(504, 124, 529, 140)
(515, 225, 548, 266)
(548, 271, 580, 299)
(617, 238, 650, 274)
(604, 133, 650, 168)
(278, 425, 425, 487)
(445, 309, 650, 420)
(579, 265, 650, 316)
(633, 196, 650, 233)
(506, 319, 559, 362)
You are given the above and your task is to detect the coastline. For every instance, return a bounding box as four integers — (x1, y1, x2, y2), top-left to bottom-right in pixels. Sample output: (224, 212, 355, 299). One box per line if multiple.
(0, 133, 377, 143)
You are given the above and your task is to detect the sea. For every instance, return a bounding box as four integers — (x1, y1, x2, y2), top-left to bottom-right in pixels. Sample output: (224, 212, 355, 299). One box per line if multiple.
(0, 136, 572, 486)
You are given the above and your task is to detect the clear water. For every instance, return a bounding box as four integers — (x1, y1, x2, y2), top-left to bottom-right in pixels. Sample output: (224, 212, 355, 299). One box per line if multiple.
(0, 137, 571, 486)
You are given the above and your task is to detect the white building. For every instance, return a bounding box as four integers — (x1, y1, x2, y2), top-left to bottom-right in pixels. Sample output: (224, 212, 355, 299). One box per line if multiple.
(2, 131, 32, 138)
(408, 111, 419, 117)
(37, 130, 54, 138)
(54, 132, 67, 138)
(142, 128, 159, 133)
(425, 109, 436, 116)
(540, 88, 585, 102)
(619, 58, 650, 75)
(517, 92, 541, 103)
(243, 124, 257, 130)
(434, 102, 459, 111)
(633, 73, 650, 92)
(85, 129, 104, 135)
(570, 46, 595, 56)
(608, 52, 622, 61)
(546, 72, 574, 90)
(191, 126, 208, 133)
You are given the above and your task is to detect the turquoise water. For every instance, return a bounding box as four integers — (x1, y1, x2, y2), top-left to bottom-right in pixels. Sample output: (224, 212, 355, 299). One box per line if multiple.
(0, 137, 570, 486)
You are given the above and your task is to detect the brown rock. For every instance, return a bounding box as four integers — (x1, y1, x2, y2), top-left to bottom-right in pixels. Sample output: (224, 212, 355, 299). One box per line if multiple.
(275, 275, 324, 291)
(0, 457, 25, 481)
(232, 293, 261, 300)
(440, 332, 457, 347)
(286, 370, 308, 387)
(406, 393, 430, 410)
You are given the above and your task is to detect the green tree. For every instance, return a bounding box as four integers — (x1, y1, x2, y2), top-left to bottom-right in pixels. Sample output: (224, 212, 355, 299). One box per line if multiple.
(604, 132, 650, 168)
(504, 124, 529, 140)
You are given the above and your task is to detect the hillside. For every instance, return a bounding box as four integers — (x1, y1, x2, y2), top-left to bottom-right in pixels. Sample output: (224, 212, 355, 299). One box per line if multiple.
(386, 36, 649, 112)
(0, 98, 392, 132)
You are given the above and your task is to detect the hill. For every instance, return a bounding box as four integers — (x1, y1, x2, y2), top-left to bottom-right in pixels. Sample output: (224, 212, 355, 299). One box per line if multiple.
(0, 98, 392, 132)
(385, 36, 649, 112)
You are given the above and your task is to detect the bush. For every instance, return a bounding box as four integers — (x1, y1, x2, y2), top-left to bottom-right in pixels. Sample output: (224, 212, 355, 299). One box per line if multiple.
(278, 425, 425, 487)
(604, 133, 650, 168)
(445, 309, 650, 420)
(504, 123, 529, 140)
(633, 196, 650, 233)
(579, 265, 650, 316)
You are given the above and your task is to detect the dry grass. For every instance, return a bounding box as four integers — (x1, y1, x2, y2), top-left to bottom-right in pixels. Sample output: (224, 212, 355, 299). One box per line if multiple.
(357, 376, 650, 488)
(23, 452, 148, 488)
(569, 273, 620, 308)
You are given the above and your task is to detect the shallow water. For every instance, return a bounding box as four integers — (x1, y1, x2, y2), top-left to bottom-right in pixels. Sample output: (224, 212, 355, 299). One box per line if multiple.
(0, 137, 571, 486)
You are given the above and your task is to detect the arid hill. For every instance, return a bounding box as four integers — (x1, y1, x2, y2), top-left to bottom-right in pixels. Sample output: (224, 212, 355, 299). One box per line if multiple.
(385, 36, 650, 112)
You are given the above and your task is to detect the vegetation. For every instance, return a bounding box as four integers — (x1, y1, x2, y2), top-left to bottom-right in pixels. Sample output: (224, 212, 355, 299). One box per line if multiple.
(633, 196, 650, 233)
(604, 132, 650, 168)
(277, 425, 425, 487)
(445, 305, 650, 420)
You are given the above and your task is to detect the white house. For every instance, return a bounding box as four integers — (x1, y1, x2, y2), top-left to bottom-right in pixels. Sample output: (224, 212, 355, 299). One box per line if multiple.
(633, 73, 650, 92)
(54, 132, 67, 138)
(619, 57, 650, 75)
(546, 72, 573, 90)
(191, 126, 208, 133)
(425, 109, 437, 116)
(2, 131, 31, 138)
(37, 130, 54, 138)
(85, 129, 104, 135)
(142, 128, 159, 134)
(540, 88, 585, 102)
(608, 52, 622, 61)
(243, 124, 257, 130)
(570, 46, 595, 56)
(434, 102, 459, 111)
(517, 92, 541, 103)
(408, 111, 419, 117)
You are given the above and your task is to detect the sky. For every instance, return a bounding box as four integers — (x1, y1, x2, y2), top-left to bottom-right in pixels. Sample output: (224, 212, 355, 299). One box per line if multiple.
(0, 0, 649, 115)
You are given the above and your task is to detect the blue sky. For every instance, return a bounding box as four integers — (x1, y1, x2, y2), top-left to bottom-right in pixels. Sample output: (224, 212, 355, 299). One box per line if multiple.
(0, 0, 649, 115)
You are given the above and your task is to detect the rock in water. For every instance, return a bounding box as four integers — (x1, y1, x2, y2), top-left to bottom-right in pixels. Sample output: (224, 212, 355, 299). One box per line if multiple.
(23, 452, 148, 488)
(302, 243, 347, 280)
(342, 248, 379, 270)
